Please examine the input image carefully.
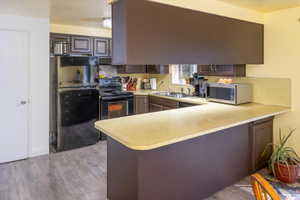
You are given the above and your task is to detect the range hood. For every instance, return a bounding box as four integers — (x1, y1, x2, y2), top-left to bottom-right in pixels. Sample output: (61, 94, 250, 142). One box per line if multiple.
(112, 0, 264, 65)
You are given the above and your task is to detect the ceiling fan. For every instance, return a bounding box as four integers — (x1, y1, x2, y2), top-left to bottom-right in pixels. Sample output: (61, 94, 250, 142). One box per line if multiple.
(80, 17, 112, 29)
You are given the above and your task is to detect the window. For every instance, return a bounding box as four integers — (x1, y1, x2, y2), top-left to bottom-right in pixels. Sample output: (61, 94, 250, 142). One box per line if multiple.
(171, 64, 197, 85)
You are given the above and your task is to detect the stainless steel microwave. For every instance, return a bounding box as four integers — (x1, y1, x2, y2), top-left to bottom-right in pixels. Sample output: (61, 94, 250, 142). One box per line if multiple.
(206, 83, 252, 105)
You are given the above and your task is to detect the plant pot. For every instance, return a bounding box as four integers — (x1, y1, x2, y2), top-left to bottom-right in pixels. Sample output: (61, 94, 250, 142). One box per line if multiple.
(274, 162, 299, 184)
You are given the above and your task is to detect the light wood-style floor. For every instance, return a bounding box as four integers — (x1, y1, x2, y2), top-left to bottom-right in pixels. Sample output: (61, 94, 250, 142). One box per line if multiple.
(0, 141, 255, 200)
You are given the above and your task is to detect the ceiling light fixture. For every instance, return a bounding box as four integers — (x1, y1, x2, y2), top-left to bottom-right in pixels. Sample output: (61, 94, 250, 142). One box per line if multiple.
(102, 17, 112, 29)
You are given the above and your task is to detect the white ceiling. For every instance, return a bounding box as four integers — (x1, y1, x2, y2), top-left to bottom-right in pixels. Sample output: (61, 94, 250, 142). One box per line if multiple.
(49, 0, 300, 28)
(216, 0, 300, 12)
(50, 0, 111, 27)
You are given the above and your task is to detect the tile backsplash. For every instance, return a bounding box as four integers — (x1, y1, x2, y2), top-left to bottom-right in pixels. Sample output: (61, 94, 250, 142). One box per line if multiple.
(117, 66, 291, 107)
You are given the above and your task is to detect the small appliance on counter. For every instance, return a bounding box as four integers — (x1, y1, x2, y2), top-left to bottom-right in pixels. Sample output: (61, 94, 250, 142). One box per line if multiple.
(191, 73, 208, 98)
(141, 79, 151, 90)
(150, 78, 157, 90)
(206, 83, 252, 105)
(50, 56, 100, 152)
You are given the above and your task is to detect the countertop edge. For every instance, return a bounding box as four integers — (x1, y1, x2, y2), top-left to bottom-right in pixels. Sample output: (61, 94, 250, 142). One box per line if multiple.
(95, 108, 290, 151)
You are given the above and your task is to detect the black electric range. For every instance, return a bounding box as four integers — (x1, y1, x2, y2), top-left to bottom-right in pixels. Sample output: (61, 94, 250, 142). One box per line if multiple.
(98, 77, 134, 140)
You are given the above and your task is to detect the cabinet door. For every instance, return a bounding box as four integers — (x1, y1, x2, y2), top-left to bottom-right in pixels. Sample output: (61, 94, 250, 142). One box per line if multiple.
(214, 65, 246, 77)
(149, 103, 163, 112)
(134, 95, 149, 114)
(249, 117, 274, 172)
(198, 64, 246, 77)
(112, 0, 263, 65)
(149, 96, 179, 108)
(94, 38, 110, 57)
(50, 33, 70, 55)
(117, 65, 147, 74)
(197, 65, 211, 76)
(70, 36, 92, 54)
(163, 106, 174, 111)
(147, 65, 169, 74)
(108, 39, 112, 56)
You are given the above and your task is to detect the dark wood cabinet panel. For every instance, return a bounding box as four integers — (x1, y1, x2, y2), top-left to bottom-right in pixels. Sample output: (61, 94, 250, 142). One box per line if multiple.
(50, 33, 70, 55)
(71, 36, 92, 53)
(117, 65, 147, 74)
(179, 102, 198, 108)
(70, 35, 93, 54)
(146, 65, 169, 74)
(249, 117, 274, 172)
(198, 65, 246, 77)
(162, 106, 174, 111)
(197, 65, 211, 75)
(149, 96, 179, 111)
(50, 33, 112, 57)
(94, 38, 110, 57)
(109, 39, 112, 57)
(134, 95, 149, 114)
(149, 103, 163, 112)
(112, 0, 264, 65)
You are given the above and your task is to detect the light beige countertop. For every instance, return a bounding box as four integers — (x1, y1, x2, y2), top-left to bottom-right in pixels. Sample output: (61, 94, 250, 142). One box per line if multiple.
(95, 95, 290, 151)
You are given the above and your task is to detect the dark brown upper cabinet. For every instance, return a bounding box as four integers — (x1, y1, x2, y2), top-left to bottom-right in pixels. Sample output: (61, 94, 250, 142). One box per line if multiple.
(50, 33, 70, 55)
(112, 0, 264, 65)
(198, 64, 246, 77)
(146, 65, 169, 74)
(94, 37, 110, 57)
(70, 35, 93, 55)
(117, 65, 147, 74)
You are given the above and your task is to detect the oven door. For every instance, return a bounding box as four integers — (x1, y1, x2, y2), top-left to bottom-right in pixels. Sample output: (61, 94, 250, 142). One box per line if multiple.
(100, 96, 134, 120)
(207, 84, 236, 104)
(99, 96, 133, 140)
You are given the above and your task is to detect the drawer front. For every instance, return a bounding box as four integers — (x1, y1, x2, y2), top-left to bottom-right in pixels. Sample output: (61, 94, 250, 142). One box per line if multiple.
(149, 96, 179, 108)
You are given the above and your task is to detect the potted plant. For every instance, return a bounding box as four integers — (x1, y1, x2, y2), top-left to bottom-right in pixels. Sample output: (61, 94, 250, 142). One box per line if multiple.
(263, 129, 300, 184)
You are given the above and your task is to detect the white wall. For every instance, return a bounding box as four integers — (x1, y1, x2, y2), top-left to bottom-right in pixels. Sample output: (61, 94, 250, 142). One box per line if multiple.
(51, 24, 112, 38)
(149, 0, 264, 23)
(247, 7, 300, 153)
(0, 15, 50, 157)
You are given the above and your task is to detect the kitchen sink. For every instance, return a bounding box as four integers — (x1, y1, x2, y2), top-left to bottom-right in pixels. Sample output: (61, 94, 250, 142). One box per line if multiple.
(153, 92, 192, 98)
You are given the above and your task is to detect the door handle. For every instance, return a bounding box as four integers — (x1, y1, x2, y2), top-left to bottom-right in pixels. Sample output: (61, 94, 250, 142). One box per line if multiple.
(20, 101, 27, 105)
(17, 101, 28, 107)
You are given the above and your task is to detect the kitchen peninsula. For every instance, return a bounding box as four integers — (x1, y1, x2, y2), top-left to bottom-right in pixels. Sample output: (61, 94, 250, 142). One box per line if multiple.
(95, 99, 289, 200)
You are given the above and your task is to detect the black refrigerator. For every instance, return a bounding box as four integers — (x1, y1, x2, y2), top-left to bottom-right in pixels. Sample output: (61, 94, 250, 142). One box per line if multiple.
(49, 56, 100, 152)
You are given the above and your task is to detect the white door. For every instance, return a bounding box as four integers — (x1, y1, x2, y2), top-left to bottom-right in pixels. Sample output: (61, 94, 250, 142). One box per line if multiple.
(0, 30, 29, 163)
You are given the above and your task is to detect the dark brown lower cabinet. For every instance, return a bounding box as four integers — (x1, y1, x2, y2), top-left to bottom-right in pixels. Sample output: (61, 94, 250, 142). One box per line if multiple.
(134, 95, 149, 114)
(149, 103, 163, 112)
(149, 96, 179, 112)
(249, 117, 274, 172)
(162, 106, 174, 111)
